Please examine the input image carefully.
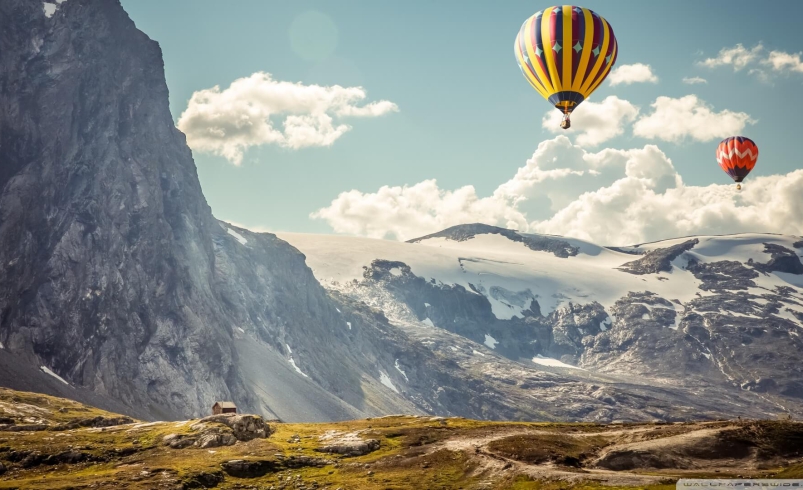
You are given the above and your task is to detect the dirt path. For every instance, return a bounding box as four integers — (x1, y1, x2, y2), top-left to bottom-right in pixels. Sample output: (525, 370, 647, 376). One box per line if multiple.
(432, 426, 667, 486)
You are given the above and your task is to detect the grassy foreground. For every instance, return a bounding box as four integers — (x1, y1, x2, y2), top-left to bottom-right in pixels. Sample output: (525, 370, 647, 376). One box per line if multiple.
(0, 387, 801, 489)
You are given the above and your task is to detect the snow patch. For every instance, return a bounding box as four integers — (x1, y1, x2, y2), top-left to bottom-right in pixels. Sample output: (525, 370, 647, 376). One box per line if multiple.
(389, 267, 402, 276)
(288, 358, 308, 377)
(346, 321, 351, 330)
(776, 302, 803, 324)
(483, 334, 498, 349)
(394, 359, 408, 381)
(671, 304, 684, 330)
(236, 327, 245, 334)
(286, 344, 308, 377)
(424, 303, 431, 308)
(422, 317, 434, 327)
(227, 228, 248, 245)
(449, 346, 459, 352)
(40, 366, 70, 385)
(532, 355, 583, 370)
(379, 371, 399, 393)
(472, 349, 486, 357)
(641, 312, 651, 320)
(43, 0, 66, 17)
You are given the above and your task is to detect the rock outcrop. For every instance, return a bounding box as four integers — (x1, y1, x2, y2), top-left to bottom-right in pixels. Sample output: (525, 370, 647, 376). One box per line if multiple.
(163, 413, 271, 449)
(316, 431, 381, 456)
(618, 239, 698, 275)
(191, 414, 272, 441)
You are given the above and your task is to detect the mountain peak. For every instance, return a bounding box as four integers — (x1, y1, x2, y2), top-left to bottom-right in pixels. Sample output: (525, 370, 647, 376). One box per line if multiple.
(408, 223, 579, 258)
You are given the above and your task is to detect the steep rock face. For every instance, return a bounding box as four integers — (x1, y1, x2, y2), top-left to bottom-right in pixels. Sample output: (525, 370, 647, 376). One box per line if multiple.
(618, 239, 698, 275)
(751, 243, 803, 275)
(0, 0, 485, 422)
(359, 259, 549, 361)
(0, 0, 246, 419)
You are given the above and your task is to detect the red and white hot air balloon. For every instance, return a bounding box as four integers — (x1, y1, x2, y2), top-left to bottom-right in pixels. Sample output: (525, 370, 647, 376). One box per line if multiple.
(716, 136, 758, 190)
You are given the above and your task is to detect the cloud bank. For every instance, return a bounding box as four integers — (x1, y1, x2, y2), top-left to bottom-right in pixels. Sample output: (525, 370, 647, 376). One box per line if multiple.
(312, 136, 803, 245)
(699, 43, 803, 79)
(177, 72, 398, 165)
(632, 95, 753, 143)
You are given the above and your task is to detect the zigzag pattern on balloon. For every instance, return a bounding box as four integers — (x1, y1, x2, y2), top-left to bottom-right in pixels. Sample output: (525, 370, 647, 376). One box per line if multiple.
(716, 148, 758, 165)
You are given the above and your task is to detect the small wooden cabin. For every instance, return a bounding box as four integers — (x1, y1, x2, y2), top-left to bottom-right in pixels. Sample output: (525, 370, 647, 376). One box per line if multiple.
(212, 401, 237, 415)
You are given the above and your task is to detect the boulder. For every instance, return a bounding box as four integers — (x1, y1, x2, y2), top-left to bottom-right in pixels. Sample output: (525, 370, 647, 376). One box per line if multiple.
(182, 470, 224, 489)
(163, 434, 198, 449)
(315, 431, 380, 457)
(164, 414, 270, 450)
(196, 432, 237, 449)
(190, 414, 271, 441)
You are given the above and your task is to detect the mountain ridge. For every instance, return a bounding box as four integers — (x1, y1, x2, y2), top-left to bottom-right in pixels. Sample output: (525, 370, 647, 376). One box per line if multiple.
(279, 225, 803, 419)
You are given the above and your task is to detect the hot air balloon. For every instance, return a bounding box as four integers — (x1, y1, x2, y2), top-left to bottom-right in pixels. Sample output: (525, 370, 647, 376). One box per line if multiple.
(716, 136, 758, 190)
(514, 6, 618, 130)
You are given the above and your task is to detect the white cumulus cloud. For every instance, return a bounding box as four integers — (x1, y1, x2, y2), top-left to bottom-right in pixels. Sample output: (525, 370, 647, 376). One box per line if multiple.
(682, 76, 707, 85)
(534, 171, 803, 245)
(632, 95, 753, 143)
(764, 50, 803, 73)
(699, 43, 763, 71)
(542, 96, 639, 147)
(313, 136, 803, 245)
(699, 43, 803, 79)
(310, 180, 526, 241)
(176, 72, 398, 165)
(608, 63, 659, 86)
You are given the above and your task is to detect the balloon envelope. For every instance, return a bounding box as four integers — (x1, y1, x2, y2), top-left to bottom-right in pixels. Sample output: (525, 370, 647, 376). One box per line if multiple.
(514, 5, 618, 115)
(717, 136, 758, 183)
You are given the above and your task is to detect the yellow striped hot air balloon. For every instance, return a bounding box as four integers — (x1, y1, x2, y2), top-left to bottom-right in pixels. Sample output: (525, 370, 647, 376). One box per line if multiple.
(514, 5, 618, 129)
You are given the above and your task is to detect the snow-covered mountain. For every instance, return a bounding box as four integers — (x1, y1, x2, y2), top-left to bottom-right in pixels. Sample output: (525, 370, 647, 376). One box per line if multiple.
(279, 224, 803, 418)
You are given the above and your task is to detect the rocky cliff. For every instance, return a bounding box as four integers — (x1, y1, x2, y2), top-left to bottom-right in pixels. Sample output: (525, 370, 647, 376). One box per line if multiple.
(0, 0, 423, 421)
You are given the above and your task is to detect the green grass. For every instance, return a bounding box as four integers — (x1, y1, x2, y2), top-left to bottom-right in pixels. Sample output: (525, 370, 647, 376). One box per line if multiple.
(0, 389, 802, 489)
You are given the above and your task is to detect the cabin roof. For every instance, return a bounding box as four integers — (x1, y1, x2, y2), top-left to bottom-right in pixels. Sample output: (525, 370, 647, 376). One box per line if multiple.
(213, 401, 237, 409)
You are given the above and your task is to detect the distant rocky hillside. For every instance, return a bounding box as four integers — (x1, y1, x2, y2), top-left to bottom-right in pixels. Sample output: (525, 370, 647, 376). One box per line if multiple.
(280, 227, 803, 420)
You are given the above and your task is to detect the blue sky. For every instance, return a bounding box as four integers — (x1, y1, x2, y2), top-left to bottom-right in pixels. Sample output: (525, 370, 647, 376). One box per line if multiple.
(120, 1, 803, 243)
